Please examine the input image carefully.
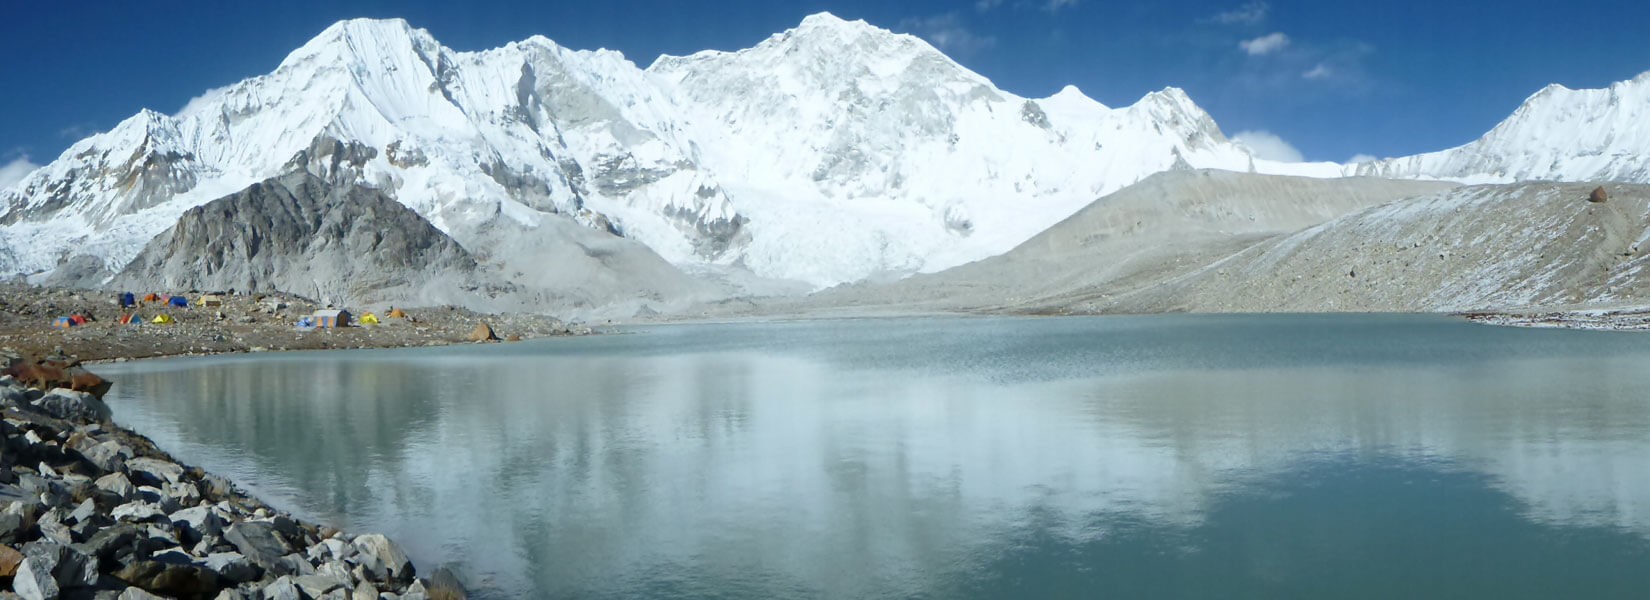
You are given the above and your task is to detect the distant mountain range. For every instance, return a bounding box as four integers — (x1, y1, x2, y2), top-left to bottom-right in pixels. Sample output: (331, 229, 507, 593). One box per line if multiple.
(2, 13, 1647, 315)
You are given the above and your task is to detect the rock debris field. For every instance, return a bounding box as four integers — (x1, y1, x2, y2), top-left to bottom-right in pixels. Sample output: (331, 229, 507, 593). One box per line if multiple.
(0, 373, 467, 599)
(0, 284, 589, 363)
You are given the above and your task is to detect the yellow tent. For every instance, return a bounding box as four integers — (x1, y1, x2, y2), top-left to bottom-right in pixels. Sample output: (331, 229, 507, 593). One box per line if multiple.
(360, 313, 381, 325)
(386, 308, 408, 319)
(151, 314, 175, 324)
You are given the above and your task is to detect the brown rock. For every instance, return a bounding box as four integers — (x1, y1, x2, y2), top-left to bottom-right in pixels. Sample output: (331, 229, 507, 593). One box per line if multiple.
(0, 545, 22, 577)
(467, 322, 498, 343)
(1589, 186, 1609, 203)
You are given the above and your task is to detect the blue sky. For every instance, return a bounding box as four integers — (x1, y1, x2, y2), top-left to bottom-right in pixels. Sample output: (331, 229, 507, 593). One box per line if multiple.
(3, 0, 1649, 182)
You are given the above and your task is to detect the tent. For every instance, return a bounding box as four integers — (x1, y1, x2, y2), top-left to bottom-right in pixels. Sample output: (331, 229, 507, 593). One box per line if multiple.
(313, 309, 351, 328)
(197, 294, 224, 307)
(118, 313, 139, 325)
(359, 313, 381, 325)
(143, 293, 162, 303)
(69, 315, 89, 325)
(295, 317, 316, 331)
(151, 314, 175, 325)
(119, 292, 136, 308)
(168, 296, 189, 308)
(53, 317, 75, 329)
(386, 308, 408, 319)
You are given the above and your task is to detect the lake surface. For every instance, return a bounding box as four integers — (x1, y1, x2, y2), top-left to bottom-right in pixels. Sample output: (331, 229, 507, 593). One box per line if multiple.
(98, 315, 1650, 598)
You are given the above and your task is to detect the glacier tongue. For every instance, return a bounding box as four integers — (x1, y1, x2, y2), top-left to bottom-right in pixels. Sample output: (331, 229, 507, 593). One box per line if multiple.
(3, 13, 1649, 291)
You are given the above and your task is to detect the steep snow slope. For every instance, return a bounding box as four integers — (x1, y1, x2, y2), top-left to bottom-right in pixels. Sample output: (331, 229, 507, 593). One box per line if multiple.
(1352, 72, 1650, 184)
(1115, 182, 1650, 313)
(0, 14, 1306, 290)
(0, 18, 740, 289)
(4, 14, 1645, 293)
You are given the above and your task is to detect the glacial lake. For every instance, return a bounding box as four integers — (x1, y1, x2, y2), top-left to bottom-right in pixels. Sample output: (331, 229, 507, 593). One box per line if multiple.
(98, 314, 1650, 598)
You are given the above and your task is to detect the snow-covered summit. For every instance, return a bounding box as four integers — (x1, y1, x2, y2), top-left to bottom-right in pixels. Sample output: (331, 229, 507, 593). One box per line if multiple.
(1353, 70, 1650, 183)
(5, 14, 1646, 290)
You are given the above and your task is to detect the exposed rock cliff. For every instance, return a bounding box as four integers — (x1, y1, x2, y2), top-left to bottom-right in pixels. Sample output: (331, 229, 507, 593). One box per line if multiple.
(112, 172, 490, 307)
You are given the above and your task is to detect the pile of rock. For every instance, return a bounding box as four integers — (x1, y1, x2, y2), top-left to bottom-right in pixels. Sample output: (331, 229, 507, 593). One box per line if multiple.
(0, 376, 460, 599)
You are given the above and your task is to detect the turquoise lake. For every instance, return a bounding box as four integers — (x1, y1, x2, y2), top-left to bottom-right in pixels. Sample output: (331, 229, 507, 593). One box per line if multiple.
(97, 315, 1650, 598)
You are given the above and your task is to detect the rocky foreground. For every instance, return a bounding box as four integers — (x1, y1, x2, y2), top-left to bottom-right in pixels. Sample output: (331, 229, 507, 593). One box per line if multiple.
(0, 373, 461, 600)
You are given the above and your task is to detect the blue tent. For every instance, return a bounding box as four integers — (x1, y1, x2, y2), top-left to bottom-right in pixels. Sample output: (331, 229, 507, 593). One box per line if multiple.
(119, 292, 136, 307)
(168, 296, 189, 308)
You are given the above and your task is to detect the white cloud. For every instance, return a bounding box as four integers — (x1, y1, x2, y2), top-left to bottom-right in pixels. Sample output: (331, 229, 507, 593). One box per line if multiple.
(1303, 63, 1334, 80)
(0, 156, 41, 190)
(901, 14, 997, 55)
(1211, 2, 1269, 25)
(1045, 0, 1079, 11)
(1233, 130, 1304, 163)
(975, 0, 1004, 11)
(1348, 154, 1379, 164)
(176, 84, 230, 117)
(1240, 32, 1290, 56)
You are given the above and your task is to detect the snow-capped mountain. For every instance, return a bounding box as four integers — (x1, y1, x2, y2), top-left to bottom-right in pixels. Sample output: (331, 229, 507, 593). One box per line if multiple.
(0, 13, 1280, 289)
(1351, 71, 1650, 183)
(3, 13, 1647, 293)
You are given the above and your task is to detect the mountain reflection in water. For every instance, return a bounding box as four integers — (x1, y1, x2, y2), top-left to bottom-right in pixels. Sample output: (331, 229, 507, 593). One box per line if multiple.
(99, 315, 1650, 598)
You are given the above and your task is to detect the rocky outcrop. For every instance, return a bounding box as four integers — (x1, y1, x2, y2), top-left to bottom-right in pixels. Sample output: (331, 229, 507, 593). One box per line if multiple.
(0, 374, 461, 599)
(1590, 186, 1610, 203)
(112, 172, 494, 309)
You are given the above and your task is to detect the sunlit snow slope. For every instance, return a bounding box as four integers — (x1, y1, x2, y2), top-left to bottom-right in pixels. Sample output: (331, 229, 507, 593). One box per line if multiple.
(0, 14, 1298, 288)
(1, 14, 1647, 290)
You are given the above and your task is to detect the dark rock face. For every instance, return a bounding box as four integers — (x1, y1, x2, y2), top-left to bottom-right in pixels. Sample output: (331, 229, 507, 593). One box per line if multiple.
(1590, 185, 1610, 203)
(113, 171, 483, 306)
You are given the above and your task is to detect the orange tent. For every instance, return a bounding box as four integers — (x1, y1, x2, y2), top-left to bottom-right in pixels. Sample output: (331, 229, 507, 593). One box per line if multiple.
(143, 293, 162, 303)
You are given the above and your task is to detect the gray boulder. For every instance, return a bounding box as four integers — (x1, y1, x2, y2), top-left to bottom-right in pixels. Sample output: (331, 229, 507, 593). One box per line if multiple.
(111, 501, 167, 524)
(351, 533, 412, 583)
(30, 389, 112, 423)
(223, 521, 291, 570)
(201, 552, 260, 584)
(94, 472, 136, 500)
(124, 458, 184, 486)
(13, 556, 59, 600)
(170, 505, 225, 542)
(73, 523, 141, 561)
(82, 440, 133, 473)
(263, 575, 303, 600)
(118, 587, 171, 600)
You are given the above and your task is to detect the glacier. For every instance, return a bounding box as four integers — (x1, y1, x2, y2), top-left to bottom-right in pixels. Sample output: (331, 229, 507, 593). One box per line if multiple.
(1, 13, 1648, 292)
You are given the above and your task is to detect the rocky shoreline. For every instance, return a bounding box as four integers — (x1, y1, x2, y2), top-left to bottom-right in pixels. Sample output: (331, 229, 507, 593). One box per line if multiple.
(0, 373, 461, 600)
(1462, 308, 1650, 331)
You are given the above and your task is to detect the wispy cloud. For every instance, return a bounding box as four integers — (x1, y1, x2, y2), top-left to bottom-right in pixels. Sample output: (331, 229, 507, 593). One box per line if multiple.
(1233, 130, 1304, 162)
(1210, 2, 1269, 25)
(1348, 154, 1379, 164)
(975, 0, 1004, 11)
(1044, 0, 1079, 11)
(1303, 63, 1334, 80)
(0, 155, 41, 190)
(57, 123, 100, 141)
(901, 14, 997, 56)
(1240, 32, 1290, 56)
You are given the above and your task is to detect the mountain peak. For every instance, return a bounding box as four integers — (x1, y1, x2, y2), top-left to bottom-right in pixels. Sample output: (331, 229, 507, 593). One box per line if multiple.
(796, 12, 864, 31)
(280, 17, 439, 70)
